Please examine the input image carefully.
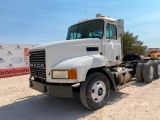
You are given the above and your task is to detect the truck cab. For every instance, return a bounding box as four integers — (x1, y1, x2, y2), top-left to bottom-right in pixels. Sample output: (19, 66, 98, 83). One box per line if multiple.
(29, 14, 124, 84)
(67, 14, 124, 65)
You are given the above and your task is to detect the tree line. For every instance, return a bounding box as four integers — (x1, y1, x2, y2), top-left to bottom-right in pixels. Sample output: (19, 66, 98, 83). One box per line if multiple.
(122, 31, 144, 55)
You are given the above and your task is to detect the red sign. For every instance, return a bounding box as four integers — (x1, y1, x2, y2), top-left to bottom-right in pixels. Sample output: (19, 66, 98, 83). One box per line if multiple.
(0, 67, 29, 78)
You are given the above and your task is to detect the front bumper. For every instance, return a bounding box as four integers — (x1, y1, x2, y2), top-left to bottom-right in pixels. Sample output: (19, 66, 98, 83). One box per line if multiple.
(29, 77, 73, 98)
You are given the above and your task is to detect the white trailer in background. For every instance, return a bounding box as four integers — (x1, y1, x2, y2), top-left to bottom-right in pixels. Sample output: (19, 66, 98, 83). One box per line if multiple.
(0, 44, 37, 78)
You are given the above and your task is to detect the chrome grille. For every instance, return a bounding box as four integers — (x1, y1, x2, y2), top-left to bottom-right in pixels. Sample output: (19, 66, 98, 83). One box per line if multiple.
(29, 50, 46, 79)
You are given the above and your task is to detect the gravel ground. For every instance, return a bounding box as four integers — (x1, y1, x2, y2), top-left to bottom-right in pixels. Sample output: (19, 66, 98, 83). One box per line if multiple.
(0, 75, 160, 120)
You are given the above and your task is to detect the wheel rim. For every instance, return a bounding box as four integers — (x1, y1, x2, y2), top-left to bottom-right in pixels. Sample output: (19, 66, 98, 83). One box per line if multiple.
(158, 64, 160, 76)
(91, 81, 106, 103)
(149, 66, 154, 79)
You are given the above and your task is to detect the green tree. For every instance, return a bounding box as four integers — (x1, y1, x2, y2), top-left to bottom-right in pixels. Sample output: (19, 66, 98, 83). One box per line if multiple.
(122, 31, 144, 55)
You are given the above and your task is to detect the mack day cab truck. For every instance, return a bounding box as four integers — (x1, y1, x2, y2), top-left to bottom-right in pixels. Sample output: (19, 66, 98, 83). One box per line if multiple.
(29, 14, 160, 110)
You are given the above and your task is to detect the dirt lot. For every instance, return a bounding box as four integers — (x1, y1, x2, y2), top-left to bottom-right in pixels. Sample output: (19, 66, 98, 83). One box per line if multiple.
(0, 75, 160, 120)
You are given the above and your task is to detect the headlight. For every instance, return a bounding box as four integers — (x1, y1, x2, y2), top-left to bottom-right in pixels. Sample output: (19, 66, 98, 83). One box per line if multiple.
(52, 70, 68, 79)
(52, 69, 77, 79)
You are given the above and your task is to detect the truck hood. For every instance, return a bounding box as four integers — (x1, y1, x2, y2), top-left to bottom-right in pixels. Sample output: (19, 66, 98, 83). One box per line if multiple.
(30, 38, 102, 69)
(31, 38, 100, 51)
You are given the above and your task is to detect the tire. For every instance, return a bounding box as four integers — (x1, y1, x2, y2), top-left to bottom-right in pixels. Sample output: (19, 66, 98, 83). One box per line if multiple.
(159, 60, 160, 77)
(80, 72, 110, 110)
(142, 62, 154, 83)
(153, 60, 160, 79)
(136, 63, 144, 82)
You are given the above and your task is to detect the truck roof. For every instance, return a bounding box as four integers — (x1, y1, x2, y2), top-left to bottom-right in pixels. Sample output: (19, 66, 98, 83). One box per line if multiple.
(70, 16, 117, 28)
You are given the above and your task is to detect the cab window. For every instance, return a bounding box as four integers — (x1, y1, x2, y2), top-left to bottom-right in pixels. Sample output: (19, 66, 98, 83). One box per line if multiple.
(106, 24, 117, 39)
(67, 20, 104, 40)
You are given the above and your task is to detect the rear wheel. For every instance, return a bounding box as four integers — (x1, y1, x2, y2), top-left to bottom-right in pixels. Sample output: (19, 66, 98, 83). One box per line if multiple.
(143, 62, 154, 83)
(80, 72, 110, 110)
(136, 63, 144, 82)
(158, 61, 160, 77)
(153, 60, 160, 79)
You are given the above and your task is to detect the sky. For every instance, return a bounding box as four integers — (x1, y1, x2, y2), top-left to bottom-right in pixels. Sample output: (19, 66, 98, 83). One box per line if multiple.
(0, 0, 160, 48)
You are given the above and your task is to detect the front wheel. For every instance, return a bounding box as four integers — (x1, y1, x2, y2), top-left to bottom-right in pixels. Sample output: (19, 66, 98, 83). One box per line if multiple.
(80, 72, 110, 110)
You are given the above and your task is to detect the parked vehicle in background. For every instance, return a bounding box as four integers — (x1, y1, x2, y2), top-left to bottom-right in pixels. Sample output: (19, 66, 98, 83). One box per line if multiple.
(150, 50, 160, 59)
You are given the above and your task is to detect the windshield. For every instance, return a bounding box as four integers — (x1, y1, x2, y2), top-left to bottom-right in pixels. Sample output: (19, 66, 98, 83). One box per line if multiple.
(66, 20, 104, 40)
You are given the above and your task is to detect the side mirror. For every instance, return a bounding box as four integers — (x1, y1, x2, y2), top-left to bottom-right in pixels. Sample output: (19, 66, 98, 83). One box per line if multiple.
(117, 19, 124, 36)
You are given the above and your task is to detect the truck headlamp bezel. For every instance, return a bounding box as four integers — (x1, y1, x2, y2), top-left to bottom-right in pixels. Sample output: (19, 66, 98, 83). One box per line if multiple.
(51, 69, 77, 79)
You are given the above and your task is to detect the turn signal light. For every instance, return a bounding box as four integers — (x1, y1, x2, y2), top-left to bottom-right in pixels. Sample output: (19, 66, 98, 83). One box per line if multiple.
(68, 69, 77, 79)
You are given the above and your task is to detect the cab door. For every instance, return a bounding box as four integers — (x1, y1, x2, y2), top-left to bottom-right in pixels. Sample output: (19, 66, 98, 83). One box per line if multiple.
(104, 23, 121, 65)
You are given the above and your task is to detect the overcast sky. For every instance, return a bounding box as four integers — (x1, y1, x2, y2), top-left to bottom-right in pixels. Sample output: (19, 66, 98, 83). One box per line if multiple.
(0, 0, 160, 48)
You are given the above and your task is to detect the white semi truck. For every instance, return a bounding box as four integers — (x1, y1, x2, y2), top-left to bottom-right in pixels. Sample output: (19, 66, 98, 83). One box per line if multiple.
(29, 14, 160, 110)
